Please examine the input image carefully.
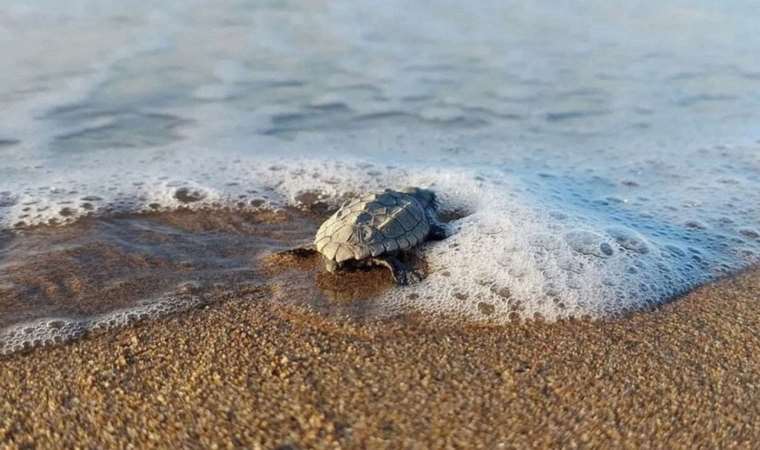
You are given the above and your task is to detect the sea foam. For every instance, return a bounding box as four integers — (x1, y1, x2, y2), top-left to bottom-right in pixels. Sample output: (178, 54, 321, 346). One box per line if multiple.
(3, 150, 757, 324)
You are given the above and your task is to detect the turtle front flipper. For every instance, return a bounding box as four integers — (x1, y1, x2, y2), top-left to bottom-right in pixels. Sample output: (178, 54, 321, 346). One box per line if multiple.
(371, 255, 422, 285)
(428, 222, 448, 241)
(323, 258, 339, 273)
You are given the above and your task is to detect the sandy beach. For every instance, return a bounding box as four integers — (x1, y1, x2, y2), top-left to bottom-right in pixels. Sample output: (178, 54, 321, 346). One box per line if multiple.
(3, 1, 760, 449)
(1, 267, 758, 449)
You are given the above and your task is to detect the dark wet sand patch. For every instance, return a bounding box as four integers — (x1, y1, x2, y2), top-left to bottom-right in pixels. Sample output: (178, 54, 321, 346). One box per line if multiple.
(0, 208, 317, 329)
(264, 247, 429, 319)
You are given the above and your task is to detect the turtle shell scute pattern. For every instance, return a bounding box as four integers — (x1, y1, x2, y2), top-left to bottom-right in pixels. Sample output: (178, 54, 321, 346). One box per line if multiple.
(314, 191, 431, 263)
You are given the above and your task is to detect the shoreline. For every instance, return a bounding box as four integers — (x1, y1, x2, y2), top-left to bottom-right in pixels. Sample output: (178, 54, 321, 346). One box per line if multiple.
(2, 268, 759, 448)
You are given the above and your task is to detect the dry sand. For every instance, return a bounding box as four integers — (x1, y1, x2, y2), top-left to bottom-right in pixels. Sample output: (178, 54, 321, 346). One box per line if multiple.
(1, 269, 759, 449)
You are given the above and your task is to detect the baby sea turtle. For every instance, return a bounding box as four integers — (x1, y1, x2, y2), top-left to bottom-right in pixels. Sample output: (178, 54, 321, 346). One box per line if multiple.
(314, 187, 447, 285)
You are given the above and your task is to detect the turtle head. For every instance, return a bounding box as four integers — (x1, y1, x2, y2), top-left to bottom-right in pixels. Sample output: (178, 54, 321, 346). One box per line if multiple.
(401, 187, 439, 211)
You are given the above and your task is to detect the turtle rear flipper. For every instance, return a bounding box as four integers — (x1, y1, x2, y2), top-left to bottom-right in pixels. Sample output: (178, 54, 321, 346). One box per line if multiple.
(371, 255, 422, 285)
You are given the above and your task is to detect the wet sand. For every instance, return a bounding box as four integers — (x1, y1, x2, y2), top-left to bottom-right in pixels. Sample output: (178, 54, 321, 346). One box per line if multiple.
(1, 267, 759, 449)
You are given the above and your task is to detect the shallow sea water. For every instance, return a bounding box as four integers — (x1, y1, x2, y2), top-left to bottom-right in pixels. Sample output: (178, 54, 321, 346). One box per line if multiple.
(1, 1, 760, 352)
